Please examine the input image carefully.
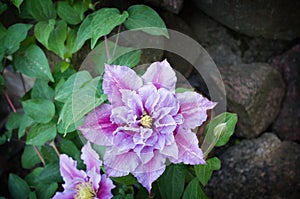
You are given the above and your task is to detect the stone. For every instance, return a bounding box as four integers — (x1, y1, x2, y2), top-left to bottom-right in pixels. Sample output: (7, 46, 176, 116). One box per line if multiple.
(205, 133, 300, 199)
(220, 63, 285, 138)
(143, 0, 184, 14)
(180, 3, 242, 67)
(270, 45, 300, 141)
(191, 0, 300, 40)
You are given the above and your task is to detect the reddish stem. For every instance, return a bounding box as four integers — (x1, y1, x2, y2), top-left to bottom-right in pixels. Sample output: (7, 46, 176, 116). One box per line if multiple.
(2, 89, 16, 112)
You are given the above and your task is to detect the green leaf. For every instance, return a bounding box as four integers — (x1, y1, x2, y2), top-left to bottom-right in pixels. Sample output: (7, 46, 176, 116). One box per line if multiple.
(13, 44, 54, 81)
(34, 19, 55, 48)
(27, 0, 56, 21)
(21, 145, 41, 169)
(26, 122, 56, 146)
(4, 23, 32, 54)
(91, 40, 141, 76)
(57, 1, 81, 25)
(111, 174, 138, 186)
(194, 157, 221, 186)
(48, 20, 67, 59)
(31, 79, 54, 100)
(201, 112, 237, 157)
(59, 139, 81, 163)
(29, 192, 37, 199)
(36, 182, 58, 199)
(65, 28, 77, 54)
(124, 5, 169, 38)
(55, 70, 92, 102)
(112, 50, 141, 68)
(90, 8, 128, 48)
(0, 74, 4, 90)
(182, 178, 208, 199)
(25, 167, 43, 186)
(8, 173, 30, 199)
(5, 112, 23, 132)
(158, 164, 187, 199)
(74, 13, 93, 51)
(0, 23, 6, 39)
(175, 87, 194, 93)
(18, 114, 35, 138)
(11, 0, 24, 10)
(58, 77, 107, 134)
(22, 99, 55, 123)
(41, 145, 59, 163)
(76, 8, 128, 50)
(73, 0, 88, 20)
(36, 162, 62, 183)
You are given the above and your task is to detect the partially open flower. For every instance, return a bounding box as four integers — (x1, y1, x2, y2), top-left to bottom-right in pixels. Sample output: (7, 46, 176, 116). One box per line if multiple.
(52, 142, 115, 199)
(79, 60, 216, 192)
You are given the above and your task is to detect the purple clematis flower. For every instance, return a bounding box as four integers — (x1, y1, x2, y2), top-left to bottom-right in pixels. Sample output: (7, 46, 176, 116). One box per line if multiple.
(79, 60, 216, 192)
(52, 142, 115, 199)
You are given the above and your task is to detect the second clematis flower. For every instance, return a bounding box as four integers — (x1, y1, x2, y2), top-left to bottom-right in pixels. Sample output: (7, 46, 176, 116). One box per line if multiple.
(79, 60, 216, 192)
(52, 142, 115, 199)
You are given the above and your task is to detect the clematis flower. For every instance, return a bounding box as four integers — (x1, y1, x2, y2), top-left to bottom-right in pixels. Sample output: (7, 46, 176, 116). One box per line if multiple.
(52, 142, 115, 199)
(79, 60, 216, 192)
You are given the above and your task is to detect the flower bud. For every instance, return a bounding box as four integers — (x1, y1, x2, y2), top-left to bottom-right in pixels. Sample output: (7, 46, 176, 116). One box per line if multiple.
(213, 123, 227, 138)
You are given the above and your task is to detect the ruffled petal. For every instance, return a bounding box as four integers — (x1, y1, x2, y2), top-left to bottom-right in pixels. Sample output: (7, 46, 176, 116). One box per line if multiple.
(176, 92, 216, 129)
(103, 64, 143, 106)
(52, 189, 75, 199)
(172, 127, 206, 165)
(120, 89, 143, 117)
(59, 155, 86, 185)
(104, 148, 140, 177)
(79, 104, 117, 146)
(87, 167, 101, 191)
(138, 84, 159, 115)
(97, 174, 115, 199)
(133, 151, 166, 192)
(142, 60, 177, 92)
(81, 142, 102, 173)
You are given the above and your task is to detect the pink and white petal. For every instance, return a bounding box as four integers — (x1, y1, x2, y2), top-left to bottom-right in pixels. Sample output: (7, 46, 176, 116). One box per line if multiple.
(59, 155, 86, 184)
(176, 92, 216, 129)
(133, 151, 166, 192)
(173, 127, 206, 165)
(104, 148, 140, 177)
(120, 89, 143, 116)
(103, 64, 143, 106)
(138, 84, 159, 114)
(52, 189, 75, 199)
(86, 167, 101, 191)
(160, 141, 178, 160)
(97, 174, 116, 199)
(81, 142, 102, 173)
(111, 106, 136, 126)
(79, 104, 117, 146)
(142, 60, 177, 92)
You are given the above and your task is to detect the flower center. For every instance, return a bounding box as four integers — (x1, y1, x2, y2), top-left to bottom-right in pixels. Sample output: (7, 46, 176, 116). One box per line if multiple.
(140, 112, 153, 128)
(74, 182, 96, 199)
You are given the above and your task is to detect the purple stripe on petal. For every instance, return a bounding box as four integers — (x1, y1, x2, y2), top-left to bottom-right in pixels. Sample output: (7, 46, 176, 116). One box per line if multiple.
(103, 64, 143, 106)
(81, 142, 102, 173)
(97, 174, 116, 199)
(177, 92, 216, 129)
(142, 60, 177, 92)
(133, 151, 166, 192)
(120, 89, 143, 116)
(59, 155, 86, 185)
(173, 127, 206, 165)
(86, 168, 101, 191)
(79, 104, 116, 146)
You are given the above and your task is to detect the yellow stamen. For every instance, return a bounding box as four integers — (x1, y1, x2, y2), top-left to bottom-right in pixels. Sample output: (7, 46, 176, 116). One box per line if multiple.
(74, 182, 96, 199)
(140, 112, 153, 128)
